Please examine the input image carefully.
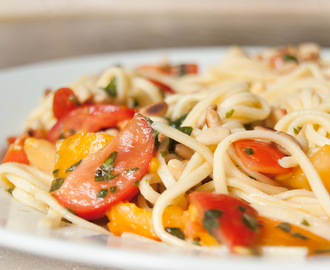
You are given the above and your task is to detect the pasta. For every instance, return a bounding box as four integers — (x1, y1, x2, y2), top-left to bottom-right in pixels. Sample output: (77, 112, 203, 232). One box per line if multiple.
(2, 43, 330, 257)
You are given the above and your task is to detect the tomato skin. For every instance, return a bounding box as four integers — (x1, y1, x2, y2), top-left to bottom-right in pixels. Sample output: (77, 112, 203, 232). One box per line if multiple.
(188, 192, 258, 250)
(46, 105, 136, 143)
(52, 114, 155, 220)
(53, 88, 79, 120)
(234, 139, 292, 175)
(3, 134, 29, 165)
(148, 79, 175, 94)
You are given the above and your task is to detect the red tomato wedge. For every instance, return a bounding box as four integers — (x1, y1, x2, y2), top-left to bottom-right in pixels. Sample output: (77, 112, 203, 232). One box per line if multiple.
(3, 134, 29, 164)
(234, 139, 292, 175)
(51, 114, 155, 220)
(148, 79, 175, 94)
(188, 192, 258, 251)
(53, 88, 80, 120)
(137, 64, 198, 76)
(46, 105, 136, 143)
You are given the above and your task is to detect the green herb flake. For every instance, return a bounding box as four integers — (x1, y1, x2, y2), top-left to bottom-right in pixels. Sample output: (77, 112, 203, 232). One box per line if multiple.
(123, 167, 139, 174)
(248, 176, 256, 180)
(237, 206, 246, 212)
(243, 147, 254, 155)
(84, 107, 89, 114)
(50, 178, 65, 193)
(103, 77, 117, 97)
(235, 164, 239, 167)
(226, 109, 235, 118)
(68, 95, 80, 106)
(192, 238, 201, 246)
(293, 126, 302, 135)
(292, 232, 308, 240)
(66, 159, 83, 174)
(178, 64, 187, 76)
(95, 151, 120, 182)
(169, 114, 187, 129)
(202, 209, 223, 238)
(65, 207, 77, 216)
(242, 213, 258, 232)
(283, 54, 298, 62)
(96, 188, 109, 199)
(52, 169, 59, 176)
(6, 186, 15, 195)
(168, 126, 193, 153)
(301, 219, 310, 227)
(313, 249, 330, 255)
(133, 180, 141, 187)
(276, 222, 291, 233)
(110, 186, 118, 194)
(160, 151, 166, 158)
(165, 227, 185, 240)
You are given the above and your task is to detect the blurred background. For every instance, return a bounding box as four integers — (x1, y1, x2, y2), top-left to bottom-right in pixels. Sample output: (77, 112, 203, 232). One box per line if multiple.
(1, 0, 330, 69)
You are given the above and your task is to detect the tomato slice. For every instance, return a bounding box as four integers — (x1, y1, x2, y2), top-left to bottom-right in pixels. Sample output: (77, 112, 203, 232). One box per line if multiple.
(51, 114, 155, 220)
(46, 105, 136, 143)
(234, 139, 292, 175)
(188, 191, 258, 251)
(148, 79, 175, 94)
(3, 134, 29, 165)
(53, 88, 80, 120)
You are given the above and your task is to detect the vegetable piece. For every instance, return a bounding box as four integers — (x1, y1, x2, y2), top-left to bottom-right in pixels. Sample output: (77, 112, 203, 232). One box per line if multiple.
(234, 139, 292, 175)
(255, 217, 330, 255)
(53, 88, 80, 120)
(52, 114, 155, 220)
(148, 79, 175, 94)
(276, 144, 330, 191)
(2, 134, 29, 165)
(23, 138, 56, 173)
(106, 202, 184, 241)
(53, 132, 114, 179)
(136, 63, 198, 76)
(188, 191, 258, 251)
(46, 104, 135, 143)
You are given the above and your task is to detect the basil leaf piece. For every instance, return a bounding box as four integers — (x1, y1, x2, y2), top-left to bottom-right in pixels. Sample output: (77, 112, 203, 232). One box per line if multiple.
(68, 94, 80, 106)
(276, 222, 291, 233)
(192, 238, 201, 246)
(169, 114, 187, 128)
(248, 176, 256, 180)
(50, 178, 65, 192)
(95, 151, 119, 182)
(242, 213, 258, 232)
(103, 77, 117, 97)
(293, 126, 302, 135)
(292, 232, 308, 240)
(133, 180, 140, 186)
(96, 188, 109, 199)
(226, 109, 235, 118)
(66, 159, 83, 174)
(237, 206, 246, 212)
(243, 147, 254, 155)
(168, 126, 193, 153)
(110, 186, 118, 194)
(165, 227, 185, 240)
(202, 209, 223, 239)
(313, 248, 330, 254)
(52, 169, 59, 176)
(6, 186, 14, 195)
(283, 54, 298, 62)
(65, 207, 77, 216)
(301, 219, 310, 227)
(123, 167, 139, 174)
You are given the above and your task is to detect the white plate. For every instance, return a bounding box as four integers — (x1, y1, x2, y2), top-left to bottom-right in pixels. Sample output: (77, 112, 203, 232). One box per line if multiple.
(0, 47, 330, 270)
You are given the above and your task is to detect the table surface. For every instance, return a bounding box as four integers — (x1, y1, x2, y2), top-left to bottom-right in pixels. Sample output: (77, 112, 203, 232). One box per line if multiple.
(1, 1, 330, 269)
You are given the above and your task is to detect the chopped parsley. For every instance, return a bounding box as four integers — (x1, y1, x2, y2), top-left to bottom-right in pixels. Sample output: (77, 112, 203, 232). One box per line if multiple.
(96, 188, 109, 199)
(103, 77, 117, 97)
(226, 109, 235, 118)
(165, 227, 185, 240)
(65, 207, 77, 216)
(241, 213, 258, 232)
(66, 159, 83, 174)
(293, 126, 302, 135)
(168, 126, 193, 153)
(301, 219, 310, 227)
(110, 186, 118, 194)
(50, 177, 65, 193)
(283, 54, 298, 62)
(276, 222, 291, 233)
(123, 167, 139, 174)
(292, 232, 308, 240)
(160, 151, 166, 158)
(313, 248, 330, 255)
(133, 180, 140, 187)
(243, 147, 254, 155)
(248, 176, 256, 180)
(202, 209, 223, 237)
(95, 151, 119, 182)
(237, 206, 247, 212)
(6, 186, 15, 195)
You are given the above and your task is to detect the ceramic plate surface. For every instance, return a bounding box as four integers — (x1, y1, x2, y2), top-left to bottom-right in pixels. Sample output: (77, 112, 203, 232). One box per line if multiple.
(0, 47, 330, 270)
